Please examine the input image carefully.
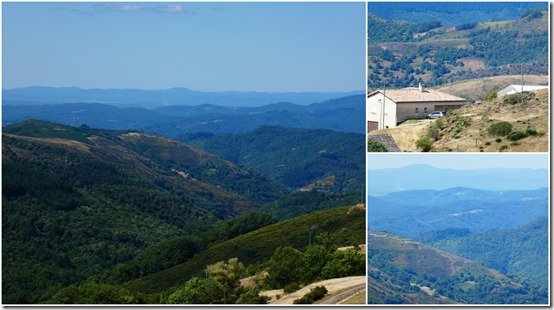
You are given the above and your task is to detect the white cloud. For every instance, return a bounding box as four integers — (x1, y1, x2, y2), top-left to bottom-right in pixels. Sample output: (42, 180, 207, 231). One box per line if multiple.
(152, 5, 184, 13)
(113, 5, 141, 12)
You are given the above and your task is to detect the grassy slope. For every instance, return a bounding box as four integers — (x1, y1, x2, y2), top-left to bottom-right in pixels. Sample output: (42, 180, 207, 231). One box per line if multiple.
(432, 89, 548, 152)
(124, 205, 366, 294)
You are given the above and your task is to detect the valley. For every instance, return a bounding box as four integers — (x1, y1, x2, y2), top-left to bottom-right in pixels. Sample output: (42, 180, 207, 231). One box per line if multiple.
(2, 119, 365, 304)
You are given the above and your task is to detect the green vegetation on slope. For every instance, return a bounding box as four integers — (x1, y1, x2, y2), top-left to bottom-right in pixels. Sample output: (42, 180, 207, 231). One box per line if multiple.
(123, 205, 365, 294)
(261, 190, 363, 220)
(181, 126, 364, 193)
(2, 120, 290, 303)
(368, 11, 548, 88)
(367, 231, 547, 304)
(430, 217, 548, 289)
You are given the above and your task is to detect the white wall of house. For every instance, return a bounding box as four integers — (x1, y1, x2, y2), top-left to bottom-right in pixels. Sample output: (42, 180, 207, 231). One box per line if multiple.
(367, 94, 397, 130)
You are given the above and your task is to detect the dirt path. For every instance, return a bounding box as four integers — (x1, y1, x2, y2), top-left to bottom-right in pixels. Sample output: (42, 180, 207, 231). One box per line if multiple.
(263, 276, 366, 304)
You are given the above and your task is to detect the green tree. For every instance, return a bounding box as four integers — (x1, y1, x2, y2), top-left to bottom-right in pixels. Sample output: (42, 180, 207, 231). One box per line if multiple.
(266, 246, 302, 288)
(206, 258, 245, 303)
(166, 277, 223, 304)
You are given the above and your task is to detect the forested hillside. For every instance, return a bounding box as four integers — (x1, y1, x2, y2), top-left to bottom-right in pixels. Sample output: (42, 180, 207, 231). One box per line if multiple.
(181, 126, 364, 193)
(367, 183, 548, 303)
(367, 231, 547, 304)
(429, 217, 548, 288)
(3, 120, 364, 304)
(367, 6, 548, 88)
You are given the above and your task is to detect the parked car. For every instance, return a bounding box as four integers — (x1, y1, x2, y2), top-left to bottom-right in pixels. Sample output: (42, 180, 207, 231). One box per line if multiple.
(427, 111, 444, 119)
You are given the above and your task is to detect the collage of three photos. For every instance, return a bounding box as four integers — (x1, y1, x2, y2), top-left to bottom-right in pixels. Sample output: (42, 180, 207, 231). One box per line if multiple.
(1, 1, 550, 306)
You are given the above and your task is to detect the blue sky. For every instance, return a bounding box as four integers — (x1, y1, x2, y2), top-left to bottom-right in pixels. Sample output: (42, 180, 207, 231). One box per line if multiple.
(367, 153, 548, 170)
(3, 2, 365, 91)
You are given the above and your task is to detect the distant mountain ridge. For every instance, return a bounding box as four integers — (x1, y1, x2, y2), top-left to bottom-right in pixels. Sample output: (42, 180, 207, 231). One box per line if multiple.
(367, 164, 547, 196)
(3, 95, 365, 135)
(368, 186, 548, 239)
(3, 86, 362, 108)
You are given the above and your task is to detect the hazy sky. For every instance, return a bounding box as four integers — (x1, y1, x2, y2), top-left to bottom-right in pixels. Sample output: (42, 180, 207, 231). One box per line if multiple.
(3, 2, 365, 91)
(367, 153, 549, 170)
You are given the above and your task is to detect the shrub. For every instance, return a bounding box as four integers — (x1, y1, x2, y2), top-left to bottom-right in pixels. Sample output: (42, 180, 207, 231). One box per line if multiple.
(499, 145, 509, 151)
(235, 288, 269, 304)
(488, 122, 512, 136)
(484, 89, 498, 101)
(526, 127, 538, 136)
(511, 141, 522, 146)
(367, 139, 388, 152)
(435, 118, 445, 129)
(454, 115, 472, 127)
(48, 282, 144, 304)
(507, 131, 529, 141)
(293, 286, 328, 304)
(284, 283, 301, 294)
(427, 124, 440, 140)
(416, 136, 433, 152)
(485, 141, 491, 146)
(503, 92, 535, 105)
(495, 138, 502, 143)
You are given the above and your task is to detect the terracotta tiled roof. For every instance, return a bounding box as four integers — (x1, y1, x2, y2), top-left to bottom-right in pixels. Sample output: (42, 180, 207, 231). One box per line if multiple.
(368, 87, 466, 103)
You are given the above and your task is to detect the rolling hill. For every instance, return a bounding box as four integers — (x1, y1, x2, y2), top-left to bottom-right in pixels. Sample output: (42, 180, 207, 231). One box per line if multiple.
(3, 95, 365, 135)
(367, 7, 548, 88)
(367, 231, 547, 304)
(181, 126, 365, 193)
(429, 217, 548, 289)
(2, 120, 290, 303)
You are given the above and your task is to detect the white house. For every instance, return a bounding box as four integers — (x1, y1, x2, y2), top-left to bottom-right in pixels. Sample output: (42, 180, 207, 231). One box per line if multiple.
(366, 84, 466, 131)
(496, 84, 549, 97)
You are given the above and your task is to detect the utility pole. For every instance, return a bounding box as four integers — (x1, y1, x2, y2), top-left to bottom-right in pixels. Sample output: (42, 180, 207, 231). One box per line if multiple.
(521, 68, 523, 92)
(381, 80, 386, 129)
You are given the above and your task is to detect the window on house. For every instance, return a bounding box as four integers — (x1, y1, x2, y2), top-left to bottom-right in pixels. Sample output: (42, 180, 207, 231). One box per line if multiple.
(424, 107, 428, 112)
(415, 107, 419, 113)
